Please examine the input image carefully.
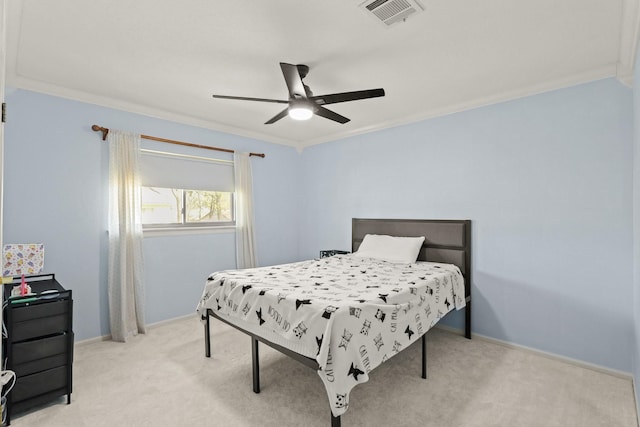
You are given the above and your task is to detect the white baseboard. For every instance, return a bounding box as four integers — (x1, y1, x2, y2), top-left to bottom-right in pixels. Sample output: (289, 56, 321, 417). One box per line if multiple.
(75, 313, 199, 347)
(74, 333, 111, 347)
(75, 315, 634, 383)
(434, 324, 633, 381)
(632, 379, 640, 427)
(145, 312, 198, 329)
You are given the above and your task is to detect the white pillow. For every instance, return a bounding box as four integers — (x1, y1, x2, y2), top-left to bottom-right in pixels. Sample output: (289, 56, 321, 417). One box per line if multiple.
(353, 234, 425, 264)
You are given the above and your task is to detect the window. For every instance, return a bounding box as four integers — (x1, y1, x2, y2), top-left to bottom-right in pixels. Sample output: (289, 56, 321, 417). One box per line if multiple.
(139, 148, 235, 230)
(141, 187, 234, 227)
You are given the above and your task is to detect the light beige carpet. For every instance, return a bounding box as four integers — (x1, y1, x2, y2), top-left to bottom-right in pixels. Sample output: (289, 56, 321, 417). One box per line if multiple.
(10, 316, 639, 427)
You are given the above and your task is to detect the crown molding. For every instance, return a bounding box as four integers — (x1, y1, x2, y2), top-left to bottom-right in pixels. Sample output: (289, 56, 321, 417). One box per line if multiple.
(297, 65, 618, 149)
(8, 63, 618, 152)
(617, 0, 640, 87)
(6, 74, 300, 147)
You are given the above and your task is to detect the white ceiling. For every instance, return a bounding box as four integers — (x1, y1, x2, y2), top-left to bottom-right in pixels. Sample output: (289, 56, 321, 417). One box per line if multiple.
(6, 0, 640, 149)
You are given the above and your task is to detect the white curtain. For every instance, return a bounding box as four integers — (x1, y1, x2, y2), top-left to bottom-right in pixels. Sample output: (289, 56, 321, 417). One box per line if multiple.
(234, 152, 257, 269)
(107, 130, 146, 342)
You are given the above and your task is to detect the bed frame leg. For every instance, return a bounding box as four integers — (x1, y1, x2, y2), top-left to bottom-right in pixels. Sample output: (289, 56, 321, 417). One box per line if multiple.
(465, 301, 472, 339)
(421, 334, 427, 379)
(205, 314, 211, 357)
(331, 412, 341, 427)
(252, 338, 260, 393)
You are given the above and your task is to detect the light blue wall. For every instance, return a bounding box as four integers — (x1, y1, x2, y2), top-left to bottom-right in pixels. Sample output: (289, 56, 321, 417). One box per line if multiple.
(633, 45, 640, 415)
(3, 88, 301, 340)
(4, 79, 635, 375)
(299, 78, 634, 372)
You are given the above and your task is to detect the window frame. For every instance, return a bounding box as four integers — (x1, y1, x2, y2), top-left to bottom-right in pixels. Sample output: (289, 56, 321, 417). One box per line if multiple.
(141, 186, 236, 231)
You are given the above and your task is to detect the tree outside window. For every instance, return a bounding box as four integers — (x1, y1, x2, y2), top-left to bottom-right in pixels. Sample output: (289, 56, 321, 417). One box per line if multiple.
(141, 186, 234, 227)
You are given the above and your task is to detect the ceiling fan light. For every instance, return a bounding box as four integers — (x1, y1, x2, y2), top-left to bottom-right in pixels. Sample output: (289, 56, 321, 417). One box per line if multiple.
(288, 106, 313, 121)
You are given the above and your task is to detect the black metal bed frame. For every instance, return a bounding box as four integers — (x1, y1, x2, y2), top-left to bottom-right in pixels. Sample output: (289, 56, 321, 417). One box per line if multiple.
(203, 218, 472, 426)
(204, 309, 428, 427)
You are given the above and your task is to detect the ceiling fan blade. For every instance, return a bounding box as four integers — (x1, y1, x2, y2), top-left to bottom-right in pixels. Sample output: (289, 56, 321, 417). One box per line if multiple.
(315, 106, 350, 124)
(280, 63, 307, 99)
(212, 94, 288, 104)
(310, 88, 385, 106)
(265, 108, 289, 125)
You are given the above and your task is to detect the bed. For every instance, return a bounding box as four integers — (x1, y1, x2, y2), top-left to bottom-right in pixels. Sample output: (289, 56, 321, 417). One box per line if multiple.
(198, 218, 472, 426)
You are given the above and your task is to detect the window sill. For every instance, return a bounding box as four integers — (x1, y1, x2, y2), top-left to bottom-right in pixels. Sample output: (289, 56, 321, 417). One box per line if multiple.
(142, 225, 236, 237)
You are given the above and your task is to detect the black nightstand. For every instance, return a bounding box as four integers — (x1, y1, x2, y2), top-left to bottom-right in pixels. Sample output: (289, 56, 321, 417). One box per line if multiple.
(319, 250, 350, 258)
(3, 274, 73, 425)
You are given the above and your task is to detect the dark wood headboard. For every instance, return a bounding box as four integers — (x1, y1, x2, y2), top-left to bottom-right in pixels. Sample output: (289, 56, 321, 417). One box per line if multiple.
(352, 218, 472, 302)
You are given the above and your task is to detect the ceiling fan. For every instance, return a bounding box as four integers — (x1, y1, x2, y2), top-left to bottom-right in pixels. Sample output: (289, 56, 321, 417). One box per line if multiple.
(212, 62, 385, 125)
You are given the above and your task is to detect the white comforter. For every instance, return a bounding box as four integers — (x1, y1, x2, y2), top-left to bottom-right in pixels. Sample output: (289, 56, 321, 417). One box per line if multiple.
(196, 254, 466, 417)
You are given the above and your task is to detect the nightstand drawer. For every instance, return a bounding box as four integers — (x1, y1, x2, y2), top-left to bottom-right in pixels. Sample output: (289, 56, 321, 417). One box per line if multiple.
(13, 334, 68, 364)
(12, 299, 70, 322)
(13, 353, 69, 377)
(12, 314, 69, 342)
(12, 365, 68, 403)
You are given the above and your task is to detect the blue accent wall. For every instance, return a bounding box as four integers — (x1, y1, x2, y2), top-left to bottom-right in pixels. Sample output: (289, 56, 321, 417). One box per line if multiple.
(4, 78, 636, 375)
(299, 79, 634, 372)
(3, 89, 301, 340)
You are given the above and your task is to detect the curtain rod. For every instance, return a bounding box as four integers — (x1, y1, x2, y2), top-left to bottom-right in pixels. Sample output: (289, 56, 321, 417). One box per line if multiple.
(91, 125, 265, 158)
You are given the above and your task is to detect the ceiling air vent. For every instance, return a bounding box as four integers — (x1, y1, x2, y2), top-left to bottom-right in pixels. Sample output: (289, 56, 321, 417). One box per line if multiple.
(359, 0, 425, 26)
